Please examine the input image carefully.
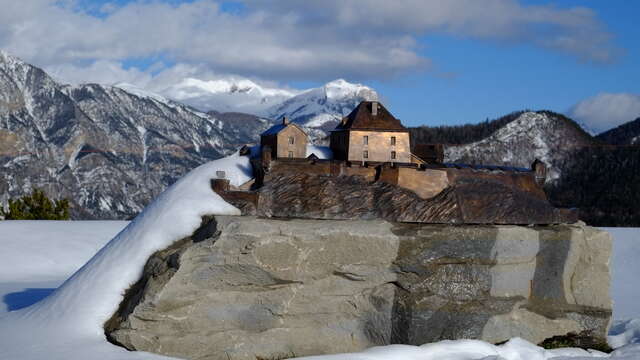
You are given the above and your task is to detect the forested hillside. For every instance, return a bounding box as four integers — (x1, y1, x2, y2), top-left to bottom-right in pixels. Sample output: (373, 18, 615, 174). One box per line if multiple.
(410, 112, 640, 227)
(596, 118, 640, 145)
(547, 146, 640, 226)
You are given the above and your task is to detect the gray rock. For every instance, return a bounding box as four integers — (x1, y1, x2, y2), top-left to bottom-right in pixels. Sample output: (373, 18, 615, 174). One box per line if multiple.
(106, 216, 612, 360)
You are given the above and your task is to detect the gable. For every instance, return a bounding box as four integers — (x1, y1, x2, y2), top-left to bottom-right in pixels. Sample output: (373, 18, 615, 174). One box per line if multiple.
(334, 101, 407, 132)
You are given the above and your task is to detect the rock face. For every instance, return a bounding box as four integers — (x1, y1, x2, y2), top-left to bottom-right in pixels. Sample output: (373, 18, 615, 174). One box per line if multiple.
(255, 172, 574, 225)
(106, 216, 612, 360)
(0, 51, 271, 219)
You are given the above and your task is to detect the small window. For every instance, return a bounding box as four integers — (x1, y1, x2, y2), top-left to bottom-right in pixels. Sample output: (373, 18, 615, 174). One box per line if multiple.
(289, 136, 295, 145)
(363, 136, 368, 145)
(216, 170, 226, 179)
(288, 151, 294, 158)
(390, 136, 396, 146)
(391, 151, 397, 160)
(363, 150, 369, 159)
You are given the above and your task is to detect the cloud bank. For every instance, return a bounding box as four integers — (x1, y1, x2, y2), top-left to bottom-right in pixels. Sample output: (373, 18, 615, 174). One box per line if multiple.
(570, 93, 640, 134)
(0, 0, 620, 87)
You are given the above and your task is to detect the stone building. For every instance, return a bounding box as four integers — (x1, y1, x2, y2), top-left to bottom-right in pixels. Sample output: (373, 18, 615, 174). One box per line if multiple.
(330, 101, 411, 163)
(260, 117, 308, 159)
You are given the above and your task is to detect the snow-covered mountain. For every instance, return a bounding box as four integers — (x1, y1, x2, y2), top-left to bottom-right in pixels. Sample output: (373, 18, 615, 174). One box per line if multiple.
(0, 51, 271, 219)
(445, 111, 597, 182)
(265, 79, 378, 129)
(156, 77, 298, 115)
(154, 76, 378, 130)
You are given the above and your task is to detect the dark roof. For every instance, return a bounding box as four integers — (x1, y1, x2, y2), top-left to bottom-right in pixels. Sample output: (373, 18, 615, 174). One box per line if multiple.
(333, 101, 407, 132)
(261, 124, 286, 136)
(261, 122, 307, 137)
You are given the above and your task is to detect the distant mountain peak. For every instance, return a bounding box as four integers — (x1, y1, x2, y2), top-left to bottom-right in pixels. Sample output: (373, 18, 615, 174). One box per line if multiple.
(151, 76, 378, 130)
(264, 79, 378, 129)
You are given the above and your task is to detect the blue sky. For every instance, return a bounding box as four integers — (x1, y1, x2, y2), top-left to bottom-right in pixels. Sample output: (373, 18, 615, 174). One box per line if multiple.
(1, 0, 638, 130)
(326, 1, 640, 128)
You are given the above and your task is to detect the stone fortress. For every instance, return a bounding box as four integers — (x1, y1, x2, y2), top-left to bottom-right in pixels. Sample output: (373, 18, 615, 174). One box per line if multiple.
(212, 100, 576, 225)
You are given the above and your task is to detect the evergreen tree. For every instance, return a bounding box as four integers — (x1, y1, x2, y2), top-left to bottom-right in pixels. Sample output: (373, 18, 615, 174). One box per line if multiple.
(1, 188, 70, 220)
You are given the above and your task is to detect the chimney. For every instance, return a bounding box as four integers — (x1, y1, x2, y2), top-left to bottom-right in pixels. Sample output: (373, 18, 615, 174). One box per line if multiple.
(282, 116, 289, 125)
(371, 101, 378, 116)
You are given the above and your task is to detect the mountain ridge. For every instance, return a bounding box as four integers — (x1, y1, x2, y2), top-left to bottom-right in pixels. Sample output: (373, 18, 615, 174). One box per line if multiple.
(0, 52, 267, 219)
(596, 117, 640, 145)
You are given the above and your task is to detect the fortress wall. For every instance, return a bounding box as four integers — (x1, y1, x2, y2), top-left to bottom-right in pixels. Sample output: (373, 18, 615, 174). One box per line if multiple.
(397, 168, 449, 199)
(446, 169, 548, 200)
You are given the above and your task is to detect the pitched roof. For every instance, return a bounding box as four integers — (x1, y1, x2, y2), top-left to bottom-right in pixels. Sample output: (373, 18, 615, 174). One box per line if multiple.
(261, 122, 307, 137)
(333, 101, 407, 132)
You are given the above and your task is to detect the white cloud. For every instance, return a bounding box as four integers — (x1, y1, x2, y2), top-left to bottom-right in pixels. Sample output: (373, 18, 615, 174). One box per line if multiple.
(0, 0, 619, 86)
(570, 93, 640, 134)
(46, 60, 154, 86)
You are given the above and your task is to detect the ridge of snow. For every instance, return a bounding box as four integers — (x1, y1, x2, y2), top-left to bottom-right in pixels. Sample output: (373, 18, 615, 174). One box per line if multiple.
(114, 82, 174, 105)
(157, 77, 298, 114)
(112, 82, 212, 120)
(0, 155, 245, 358)
(154, 75, 377, 128)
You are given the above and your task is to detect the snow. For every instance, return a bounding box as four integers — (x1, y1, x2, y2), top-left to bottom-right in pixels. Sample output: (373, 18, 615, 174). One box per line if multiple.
(609, 320, 640, 349)
(208, 149, 254, 185)
(0, 221, 127, 284)
(604, 228, 640, 320)
(307, 144, 333, 159)
(265, 79, 377, 125)
(0, 157, 241, 359)
(114, 82, 175, 106)
(0, 162, 638, 360)
(296, 338, 610, 360)
(305, 113, 340, 128)
(157, 77, 298, 114)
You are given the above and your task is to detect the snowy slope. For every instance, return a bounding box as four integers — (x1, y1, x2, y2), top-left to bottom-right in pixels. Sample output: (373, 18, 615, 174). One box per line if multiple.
(0, 156, 242, 359)
(266, 79, 378, 129)
(445, 112, 596, 182)
(154, 75, 378, 131)
(157, 76, 379, 132)
(0, 221, 128, 283)
(0, 220, 127, 315)
(157, 77, 298, 115)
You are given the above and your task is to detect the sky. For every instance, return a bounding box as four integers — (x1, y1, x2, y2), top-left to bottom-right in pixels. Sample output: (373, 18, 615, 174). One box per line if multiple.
(0, 0, 638, 131)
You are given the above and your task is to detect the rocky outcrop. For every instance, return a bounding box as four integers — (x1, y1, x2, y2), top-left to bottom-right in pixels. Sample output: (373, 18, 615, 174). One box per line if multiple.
(106, 216, 611, 360)
(249, 170, 575, 224)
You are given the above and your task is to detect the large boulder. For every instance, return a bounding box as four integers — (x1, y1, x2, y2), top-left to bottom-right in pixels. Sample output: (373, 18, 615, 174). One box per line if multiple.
(105, 216, 611, 360)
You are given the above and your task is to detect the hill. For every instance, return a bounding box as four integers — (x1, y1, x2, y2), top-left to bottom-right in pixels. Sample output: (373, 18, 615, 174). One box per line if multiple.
(596, 117, 640, 145)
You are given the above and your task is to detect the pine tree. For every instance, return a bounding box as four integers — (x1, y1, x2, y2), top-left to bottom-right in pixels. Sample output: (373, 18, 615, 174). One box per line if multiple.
(1, 188, 70, 220)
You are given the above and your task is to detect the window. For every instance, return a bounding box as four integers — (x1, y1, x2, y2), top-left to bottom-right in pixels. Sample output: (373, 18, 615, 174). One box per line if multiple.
(390, 136, 396, 146)
(288, 151, 294, 158)
(216, 170, 226, 179)
(288, 136, 295, 145)
(363, 136, 368, 145)
(391, 151, 396, 160)
(363, 150, 369, 159)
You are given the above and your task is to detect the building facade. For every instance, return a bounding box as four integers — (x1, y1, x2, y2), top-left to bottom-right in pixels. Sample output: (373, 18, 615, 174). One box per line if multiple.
(330, 101, 411, 163)
(260, 117, 308, 159)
